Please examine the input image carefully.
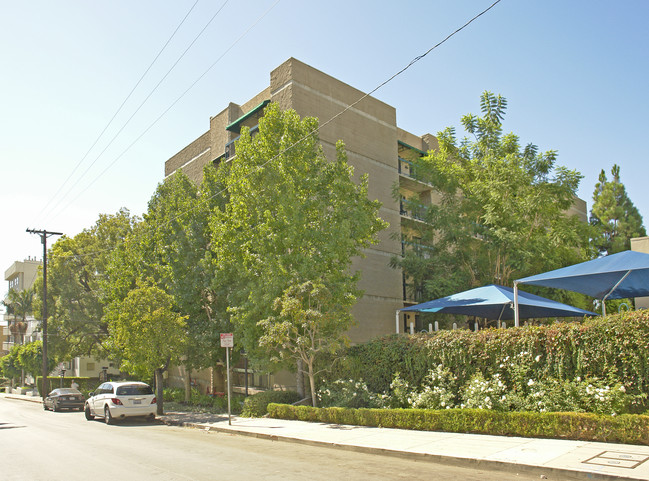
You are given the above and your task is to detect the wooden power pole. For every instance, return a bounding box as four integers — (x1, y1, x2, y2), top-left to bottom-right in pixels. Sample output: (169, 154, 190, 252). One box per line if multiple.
(26, 228, 62, 396)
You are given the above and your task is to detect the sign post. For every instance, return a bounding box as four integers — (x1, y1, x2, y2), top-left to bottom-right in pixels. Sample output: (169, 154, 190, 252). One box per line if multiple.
(220, 333, 234, 425)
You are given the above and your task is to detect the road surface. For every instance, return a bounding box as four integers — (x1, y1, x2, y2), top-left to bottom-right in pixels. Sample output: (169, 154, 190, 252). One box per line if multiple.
(0, 396, 541, 480)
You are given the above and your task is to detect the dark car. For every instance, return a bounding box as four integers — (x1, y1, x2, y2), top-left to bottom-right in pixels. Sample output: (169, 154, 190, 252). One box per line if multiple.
(43, 388, 85, 412)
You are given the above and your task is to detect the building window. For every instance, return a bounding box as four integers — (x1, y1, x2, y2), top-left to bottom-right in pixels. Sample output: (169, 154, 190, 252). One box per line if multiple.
(87, 362, 95, 371)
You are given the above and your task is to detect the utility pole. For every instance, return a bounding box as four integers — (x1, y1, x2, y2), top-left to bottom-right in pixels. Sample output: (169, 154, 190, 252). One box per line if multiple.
(26, 228, 62, 396)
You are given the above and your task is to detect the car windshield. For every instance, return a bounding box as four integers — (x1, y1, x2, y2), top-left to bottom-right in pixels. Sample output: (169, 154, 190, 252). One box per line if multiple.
(116, 384, 153, 396)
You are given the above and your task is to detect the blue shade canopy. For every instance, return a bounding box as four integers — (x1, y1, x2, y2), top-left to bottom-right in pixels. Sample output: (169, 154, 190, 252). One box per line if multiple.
(515, 250, 649, 300)
(400, 284, 596, 320)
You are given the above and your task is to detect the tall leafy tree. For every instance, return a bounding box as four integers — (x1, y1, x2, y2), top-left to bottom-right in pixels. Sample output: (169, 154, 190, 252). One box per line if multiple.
(103, 168, 230, 401)
(259, 281, 355, 406)
(32, 209, 136, 361)
(211, 103, 387, 376)
(107, 282, 187, 414)
(139, 168, 229, 372)
(590, 164, 646, 256)
(393, 92, 590, 309)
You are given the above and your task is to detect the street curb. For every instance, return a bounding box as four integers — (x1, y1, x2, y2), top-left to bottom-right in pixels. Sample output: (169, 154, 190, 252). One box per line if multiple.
(160, 418, 644, 481)
(2, 393, 43, 404)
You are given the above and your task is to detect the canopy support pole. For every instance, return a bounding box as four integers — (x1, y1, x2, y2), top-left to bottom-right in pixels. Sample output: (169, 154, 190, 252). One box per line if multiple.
(601, 270, 631, 316)
(497, 304, 507, 323)
(513, 282, 520, 327)
(395, 311, 400, 334)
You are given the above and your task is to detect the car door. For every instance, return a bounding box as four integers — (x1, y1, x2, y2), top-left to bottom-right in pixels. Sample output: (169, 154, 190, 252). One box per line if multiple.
(89, 383, 106, 414)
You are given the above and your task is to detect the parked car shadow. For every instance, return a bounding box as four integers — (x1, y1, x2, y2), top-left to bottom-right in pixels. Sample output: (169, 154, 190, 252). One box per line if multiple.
(87, 416, 164, 427)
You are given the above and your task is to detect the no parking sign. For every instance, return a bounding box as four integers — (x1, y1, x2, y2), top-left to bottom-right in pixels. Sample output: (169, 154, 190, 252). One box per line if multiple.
(220, 332, 233, 348)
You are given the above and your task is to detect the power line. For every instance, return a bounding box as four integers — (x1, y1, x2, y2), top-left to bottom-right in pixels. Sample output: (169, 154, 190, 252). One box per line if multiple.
(49, 0, 231, 217)
(51, 0, 280, 221)
(35, 1, 201, 226)
(50, 0, 500, 262)
(158, 0, 504, 234)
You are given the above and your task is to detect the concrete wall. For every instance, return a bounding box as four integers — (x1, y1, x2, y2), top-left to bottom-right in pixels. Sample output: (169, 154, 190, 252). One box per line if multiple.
(164, 131, 211, 179)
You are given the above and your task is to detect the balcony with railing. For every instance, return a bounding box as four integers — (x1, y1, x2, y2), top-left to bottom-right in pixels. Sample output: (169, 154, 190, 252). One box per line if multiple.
(223, 125, 260, 160)
(401, 240, 433, 259)
(399, 198, 428, 222)
(402, 273, 424, 304)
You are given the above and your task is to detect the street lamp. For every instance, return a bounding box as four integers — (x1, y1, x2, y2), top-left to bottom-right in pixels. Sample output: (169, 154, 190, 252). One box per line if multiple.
(60, 367, 66, 388)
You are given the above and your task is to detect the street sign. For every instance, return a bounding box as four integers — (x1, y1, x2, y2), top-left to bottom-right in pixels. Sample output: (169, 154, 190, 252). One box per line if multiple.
(220, 333, 234, 348)
(220, 333, 234, 425)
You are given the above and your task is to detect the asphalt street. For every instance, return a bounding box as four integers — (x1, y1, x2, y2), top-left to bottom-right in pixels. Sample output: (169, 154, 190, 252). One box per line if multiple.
(0, 396, 546, 481)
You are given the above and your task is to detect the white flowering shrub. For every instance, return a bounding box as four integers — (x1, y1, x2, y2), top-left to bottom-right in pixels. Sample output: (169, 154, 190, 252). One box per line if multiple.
(381, 366, 458, 409)
(410, 364, 457, 410)
(574, 377, 631, 415)
(317, 379, 381, 408)
(461, 372, 508, 410)
(382, 373, 412, 408)
(504, 376, 633, 415)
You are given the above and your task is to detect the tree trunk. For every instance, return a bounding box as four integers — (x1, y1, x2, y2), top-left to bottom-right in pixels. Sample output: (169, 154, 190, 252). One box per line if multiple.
(306, 360, 317, 407)
(296, 359, 305, 399)
(184, 367, 191, 403)
(155, 368, 164, 415)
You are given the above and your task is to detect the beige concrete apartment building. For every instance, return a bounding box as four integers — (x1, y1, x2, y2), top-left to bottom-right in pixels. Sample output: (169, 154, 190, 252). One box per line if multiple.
(165, 57, 589, 345)
(165, 58, 435, 342)
(2, 258, 43, 356)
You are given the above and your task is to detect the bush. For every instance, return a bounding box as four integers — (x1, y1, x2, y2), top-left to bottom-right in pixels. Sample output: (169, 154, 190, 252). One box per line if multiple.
(37, 376, 99, 397)
(461, 372, 507, 410)
(163, 387, 197, 403)
(267, 403, 649, 445)
(241, 390, 300, 417)
(319, 310, 649, 414)
(317, 379, 382, 408)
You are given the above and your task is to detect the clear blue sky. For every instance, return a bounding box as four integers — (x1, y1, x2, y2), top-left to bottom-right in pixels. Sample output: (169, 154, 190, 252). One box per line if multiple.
(2, 0, 648, 303)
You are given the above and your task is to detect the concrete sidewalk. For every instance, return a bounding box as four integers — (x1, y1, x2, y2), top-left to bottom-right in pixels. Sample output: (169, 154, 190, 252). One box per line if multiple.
(159, 410, 649, 481)
(4, 393, 649, 480)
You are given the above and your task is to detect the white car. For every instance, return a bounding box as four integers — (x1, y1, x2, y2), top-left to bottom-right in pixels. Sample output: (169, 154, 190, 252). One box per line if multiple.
(84, 381, 157, 424)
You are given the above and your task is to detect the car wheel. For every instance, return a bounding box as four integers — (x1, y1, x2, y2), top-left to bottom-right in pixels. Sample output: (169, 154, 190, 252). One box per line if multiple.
(104, 405, 114, 425)
(147, 413, 156, 422)
(84, 404, 94, 421)
(43, 403, 48, 411)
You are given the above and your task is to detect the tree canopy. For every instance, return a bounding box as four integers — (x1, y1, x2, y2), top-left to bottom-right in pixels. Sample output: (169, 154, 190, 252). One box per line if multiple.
(590, 164, 646, 256)
(210, 103, 387, 370)
(32, 209, 136, 361)
(107, 282, 187, 413)
(393, 92, 590, 309)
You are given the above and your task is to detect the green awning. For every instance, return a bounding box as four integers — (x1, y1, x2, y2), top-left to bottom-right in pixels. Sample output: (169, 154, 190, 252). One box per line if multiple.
(398, 140, 426, 156)
(226, 100, 271, 133)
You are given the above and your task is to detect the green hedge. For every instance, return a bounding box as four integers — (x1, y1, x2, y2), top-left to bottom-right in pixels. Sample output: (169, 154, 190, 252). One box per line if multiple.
(37, 377, 100, 396)
(267, 403, 649, 445)
(319, 310, 649, 412)
(241, 390, 301, 417)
